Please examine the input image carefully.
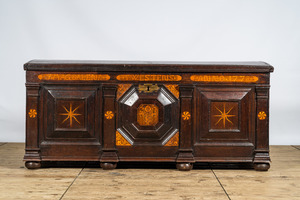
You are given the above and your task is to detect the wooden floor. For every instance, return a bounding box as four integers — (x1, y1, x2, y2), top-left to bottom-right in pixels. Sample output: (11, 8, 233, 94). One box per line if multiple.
(0, 143, 299, 200)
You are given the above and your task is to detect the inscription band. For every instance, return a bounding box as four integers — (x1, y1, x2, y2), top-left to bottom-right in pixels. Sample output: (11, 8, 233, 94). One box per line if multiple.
(116, 74, 182, 81)
(190, 75, 259, 83)
(38, 74, 110, 81)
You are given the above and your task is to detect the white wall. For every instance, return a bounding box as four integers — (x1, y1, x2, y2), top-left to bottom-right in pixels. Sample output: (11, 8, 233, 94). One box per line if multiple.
(0, 0, 299, 144)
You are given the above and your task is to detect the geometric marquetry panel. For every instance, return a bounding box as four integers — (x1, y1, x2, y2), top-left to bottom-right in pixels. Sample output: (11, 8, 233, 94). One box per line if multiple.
(116, 131, 131, 146)
(137, 104, 159, 126)
(164, 84, 179, 99)
(117, 84, 132, 100)
(164, 132, 179, 146)
(210, 102, 239, 130)
(56, 100, 85, 129)
(117, 85, 179, 145)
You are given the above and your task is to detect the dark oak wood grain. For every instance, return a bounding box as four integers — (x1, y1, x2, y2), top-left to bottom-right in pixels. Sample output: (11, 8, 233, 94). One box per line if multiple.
(24, 60, 273, 171)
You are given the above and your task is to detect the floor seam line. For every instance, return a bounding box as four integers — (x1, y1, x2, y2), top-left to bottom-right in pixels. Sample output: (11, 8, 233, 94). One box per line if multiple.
(59, 167, 84, 200)
(291, 145, 300, 150)
(0, 143, 7, 147)
(211, 169, 231, 200)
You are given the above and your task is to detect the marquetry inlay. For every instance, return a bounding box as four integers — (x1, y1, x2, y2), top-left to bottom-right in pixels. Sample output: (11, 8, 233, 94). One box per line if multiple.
(182, 111, 191, 120)
(116, 74, 182, 81)
(164, 84, 179, 99)
(28, 109, 37, 118)
(116, 131, 131, 146)
(137, 104, 159, 126)
(211, 102, 238, 130)
(213, 104, 235, 128)
(117, 84, 132, 100)
(59, 103, 82, 127)
(104, 111, 114, 120)
(190, 75, 259, 83)
(164, 132, 179, 146)
(38, 74, 110, 81)
(258, 111, 267, 120)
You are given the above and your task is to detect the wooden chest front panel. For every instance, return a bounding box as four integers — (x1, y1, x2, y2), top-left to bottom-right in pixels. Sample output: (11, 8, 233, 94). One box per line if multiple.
(116, 84, 180, 160)
(24, 61, 273, 170)
(39, 84, 102, 160)
(194, 86, 255, 160)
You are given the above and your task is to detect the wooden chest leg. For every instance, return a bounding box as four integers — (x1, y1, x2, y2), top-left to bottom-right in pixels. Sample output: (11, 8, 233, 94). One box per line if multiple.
(25, 161, 41, 169)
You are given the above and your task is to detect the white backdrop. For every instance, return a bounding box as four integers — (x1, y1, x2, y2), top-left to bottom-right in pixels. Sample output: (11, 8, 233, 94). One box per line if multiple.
(0, 0, 299, 144)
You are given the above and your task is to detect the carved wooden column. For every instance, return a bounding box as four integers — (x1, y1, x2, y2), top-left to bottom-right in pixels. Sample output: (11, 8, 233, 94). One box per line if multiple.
(176, 86, 195, 171)
(253, 86, 271, 171)
(24, 83, 41, 169)
(100, 85, 119, 169)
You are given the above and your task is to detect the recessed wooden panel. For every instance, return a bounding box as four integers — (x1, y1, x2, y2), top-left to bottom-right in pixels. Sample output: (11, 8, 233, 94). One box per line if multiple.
(195, 87, 255, 143)
(41, 85, 99, 140)
(117, 85, 179, 145)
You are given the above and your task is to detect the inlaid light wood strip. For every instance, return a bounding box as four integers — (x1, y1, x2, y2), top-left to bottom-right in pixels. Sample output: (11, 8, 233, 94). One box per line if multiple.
(190, 75, 259, 83)
(116, 74, 182, 81)
(38, 74, 110, 81)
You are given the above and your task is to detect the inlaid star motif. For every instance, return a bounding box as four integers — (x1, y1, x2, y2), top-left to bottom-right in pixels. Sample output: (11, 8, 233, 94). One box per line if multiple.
(214, 103, 235, 128)
(60, 103, 81, 127)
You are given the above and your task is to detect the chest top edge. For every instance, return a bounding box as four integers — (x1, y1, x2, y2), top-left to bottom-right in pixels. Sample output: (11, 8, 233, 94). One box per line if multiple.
(24, 60, 274, 73)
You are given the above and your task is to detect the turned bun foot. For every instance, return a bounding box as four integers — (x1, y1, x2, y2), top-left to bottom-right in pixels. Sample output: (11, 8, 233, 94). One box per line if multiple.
(25, 161, 41, 169)
(253, 163, 270, 171)
(176, 163, 193, 171)
(100, 162, 117, 170)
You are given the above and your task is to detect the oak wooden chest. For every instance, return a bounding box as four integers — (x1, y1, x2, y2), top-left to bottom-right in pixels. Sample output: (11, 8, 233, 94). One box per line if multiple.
(24, 60, 273, 171)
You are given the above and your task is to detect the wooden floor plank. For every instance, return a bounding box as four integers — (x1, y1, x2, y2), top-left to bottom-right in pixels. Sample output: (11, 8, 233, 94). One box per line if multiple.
(0, 143, 82, 200)
(1, 144, 300, 199)
(62, 169, 228, 200)
(292, 145, 300, 150)
(213, 146, 300, 200)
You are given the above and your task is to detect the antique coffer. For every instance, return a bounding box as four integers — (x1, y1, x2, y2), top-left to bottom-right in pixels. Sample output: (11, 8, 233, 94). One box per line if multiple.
(24, 60, 273, 171)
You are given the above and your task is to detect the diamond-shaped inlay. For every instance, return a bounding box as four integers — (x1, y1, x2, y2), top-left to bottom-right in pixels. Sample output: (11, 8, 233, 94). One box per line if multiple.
(137, 104, 159, 126)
